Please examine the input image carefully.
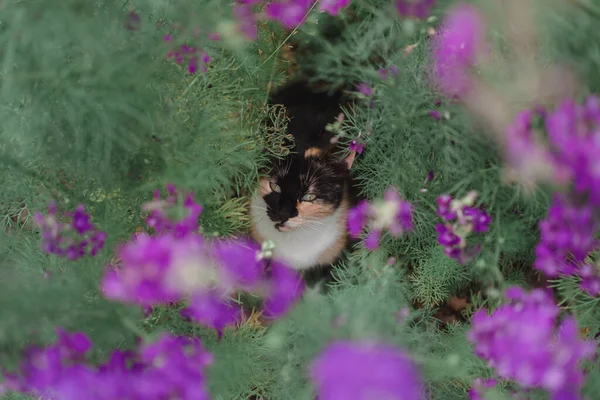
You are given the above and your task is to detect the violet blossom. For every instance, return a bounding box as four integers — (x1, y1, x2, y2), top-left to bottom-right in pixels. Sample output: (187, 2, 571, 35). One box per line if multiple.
(430, 3, 487, 98)
(435, 191, 491, 264)
(357, 82, 373, 97)
(310, 340, 423, 400)
(266, 0, 313, 29)
(534, 194, 600, 296)
(2, 329, 213, 400)
(318, 0, 350, 16)
(347, 187, 413, 250)
(102, 185, 305, 332)
(164, 35, 211, 75)
(34, 202, 106, 260)
(468, 286, 596, 398)
(396, 0, 436, 19)
(349, 140, 364, 154)
(234, 2, 258, 40)
(546, 96, 600, 205)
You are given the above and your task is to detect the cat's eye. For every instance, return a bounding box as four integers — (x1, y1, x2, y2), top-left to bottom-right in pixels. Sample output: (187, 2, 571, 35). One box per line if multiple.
(301, 193, 317, 202)
(270, 181, 281, 193)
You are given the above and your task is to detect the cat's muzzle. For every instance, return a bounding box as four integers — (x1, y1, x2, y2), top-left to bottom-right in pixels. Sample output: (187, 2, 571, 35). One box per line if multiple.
(275, 222, 292, 232)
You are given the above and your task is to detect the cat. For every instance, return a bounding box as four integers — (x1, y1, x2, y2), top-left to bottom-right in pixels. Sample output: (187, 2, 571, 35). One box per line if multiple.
(249, 79, 359, 282)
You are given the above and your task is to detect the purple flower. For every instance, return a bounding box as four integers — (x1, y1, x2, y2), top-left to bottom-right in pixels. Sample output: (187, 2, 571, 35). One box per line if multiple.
(396, 0, 436, 19)
(181, 290, 240, 337)
(468, 287, 596, 397)
(4, 330, 213, 400)
(357, 82, 373, 97)
(318, 0, 350, 15)
(347, 200, 370, 238)
(534, 194, 600, 295)
(34, 202, 106, 260)
(234, 3, 258, 40)
(103, 185, 306, 332)
(429, 110, 442, 120)
(262, 261, 305, 319)
(310, 340, 423, 400)
(435, 193, 491, 264)
(142, 186, 203, 237)
(347, 188, 413, 249)
(211, 238, 264, 291)
(165, 37, 211, 75)
(430, 3, 487, 97)
(504, 108, 559, 185)
(546, 96, 600, 204)
(266, 0, 313, 29)
(101, 234, 189, 306)
(349, 140, 364, 154)
(436, 194, 457, 220)
(383, 187, 413, 236)
(364, 229, 381, 250)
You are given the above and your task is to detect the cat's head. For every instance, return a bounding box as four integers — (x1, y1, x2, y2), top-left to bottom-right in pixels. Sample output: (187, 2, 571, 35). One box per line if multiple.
(258, 147, 356, 232)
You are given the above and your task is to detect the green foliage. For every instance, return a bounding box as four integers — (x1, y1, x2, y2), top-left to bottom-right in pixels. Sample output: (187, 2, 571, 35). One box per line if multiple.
(1, 0, 600, 399)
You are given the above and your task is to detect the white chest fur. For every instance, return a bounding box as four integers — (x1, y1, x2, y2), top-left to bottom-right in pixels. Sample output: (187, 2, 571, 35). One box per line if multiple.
(250, 195, 345, 271)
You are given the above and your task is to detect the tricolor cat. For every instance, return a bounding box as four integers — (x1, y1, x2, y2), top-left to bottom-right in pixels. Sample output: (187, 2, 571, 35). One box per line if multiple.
(250, 80, 358, 277)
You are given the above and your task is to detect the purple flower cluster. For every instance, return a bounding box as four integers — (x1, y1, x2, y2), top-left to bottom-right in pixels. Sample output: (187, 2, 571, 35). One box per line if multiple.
(265, 0, 350, 29)
(546, 96, 600, 201)
(163, 34, 211, 74)
(468, 286, 596, 399)
(435, 192, 491, 264)
(2, 328, 213, 400)
(534, 194, 600, 296)
(310, 340, 423, 400)
(347, 187, 413, 250)
(102, 185, 304, 336)
(395, 0, 436, 19)
(430, 3, 487, 98)
(505, 97, 600, 296)
(34, 202, 106, 260)
(234, 1, 259, 40)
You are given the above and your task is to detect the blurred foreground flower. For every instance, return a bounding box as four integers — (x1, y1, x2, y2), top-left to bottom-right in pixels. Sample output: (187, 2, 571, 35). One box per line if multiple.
(310, 340, 423, 400)
(347, 187, 413, 250)
(468, 287, 595, 399)
(435, 191, 491, 264)
(266, 0, 313, 28)
(2, 329, 213, 400)
(430, 3, 487, 98)
(102, 185, 304, 335)
(504, 96, 600, 191)
(396, 0, 436, 19)
(318, 0, 350, 15)
(534, 194, 600, 296)
(34, 202, 106, 260)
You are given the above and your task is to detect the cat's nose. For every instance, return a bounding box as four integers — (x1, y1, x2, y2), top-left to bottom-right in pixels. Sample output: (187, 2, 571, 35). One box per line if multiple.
(277, 207, 297, 223)
(277, 211, 291, 223)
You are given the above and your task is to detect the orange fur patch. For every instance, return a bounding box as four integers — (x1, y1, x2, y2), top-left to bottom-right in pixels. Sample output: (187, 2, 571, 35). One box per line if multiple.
(304, 147, 322, 158)
(297, 200, 335, 219)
